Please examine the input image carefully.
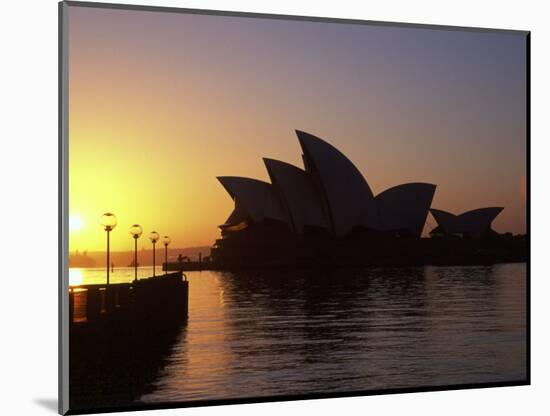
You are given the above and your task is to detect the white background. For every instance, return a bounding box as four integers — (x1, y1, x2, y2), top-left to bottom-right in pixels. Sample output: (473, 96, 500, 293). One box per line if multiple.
(0, 0, 547, 415)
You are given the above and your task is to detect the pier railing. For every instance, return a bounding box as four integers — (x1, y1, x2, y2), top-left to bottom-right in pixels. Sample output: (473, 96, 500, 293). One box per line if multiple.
(68, 272, 188, 325)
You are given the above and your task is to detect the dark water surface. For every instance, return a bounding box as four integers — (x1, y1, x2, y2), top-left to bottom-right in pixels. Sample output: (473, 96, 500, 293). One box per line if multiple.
(131, 263, 526, 403)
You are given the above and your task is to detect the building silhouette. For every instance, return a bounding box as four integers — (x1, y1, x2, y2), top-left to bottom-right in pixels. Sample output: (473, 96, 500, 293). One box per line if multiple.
(212, 130, 505, 266)
(429, 208, 503, 239)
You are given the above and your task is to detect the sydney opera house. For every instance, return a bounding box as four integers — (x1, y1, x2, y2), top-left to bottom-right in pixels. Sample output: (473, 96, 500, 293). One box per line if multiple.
(211, 131, 518, 267)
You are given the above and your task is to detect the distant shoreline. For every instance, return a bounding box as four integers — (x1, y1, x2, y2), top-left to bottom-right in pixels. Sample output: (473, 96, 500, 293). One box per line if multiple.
(69, 246, 212, 268)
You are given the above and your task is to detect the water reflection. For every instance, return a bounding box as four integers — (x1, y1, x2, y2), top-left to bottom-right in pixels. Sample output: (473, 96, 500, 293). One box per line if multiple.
(69, 268, 84, 286)
(141, 263, 526, 403)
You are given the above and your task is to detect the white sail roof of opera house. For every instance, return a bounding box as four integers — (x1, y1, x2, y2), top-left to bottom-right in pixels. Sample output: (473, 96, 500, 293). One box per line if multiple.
(263, 158, 329, 232)
(296, 130, 375, 237)
(217, 176, 288, 225)
(216, 130, 506, 240)
(362, 183, 437, 238)
(430, 207, 503, 235)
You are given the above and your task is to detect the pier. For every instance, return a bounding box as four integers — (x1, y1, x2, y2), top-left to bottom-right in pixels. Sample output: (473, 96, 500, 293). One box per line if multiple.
(69, 272, 189, 410)
(69, 271, 188, 326)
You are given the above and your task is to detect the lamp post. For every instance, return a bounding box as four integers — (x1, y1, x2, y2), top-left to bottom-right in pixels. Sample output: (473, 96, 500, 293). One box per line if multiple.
(149, 231, 159, 277)
(129, 224, 143, 282)
(162, 236, 171, 275)
(100, 212, 117, 285)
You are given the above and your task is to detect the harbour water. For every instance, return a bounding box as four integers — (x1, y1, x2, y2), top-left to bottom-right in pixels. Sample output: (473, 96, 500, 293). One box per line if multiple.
(70, 263, 527, 403)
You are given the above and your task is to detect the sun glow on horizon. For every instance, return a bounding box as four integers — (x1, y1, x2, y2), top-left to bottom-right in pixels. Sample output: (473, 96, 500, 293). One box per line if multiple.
(69, 214, 85, 232)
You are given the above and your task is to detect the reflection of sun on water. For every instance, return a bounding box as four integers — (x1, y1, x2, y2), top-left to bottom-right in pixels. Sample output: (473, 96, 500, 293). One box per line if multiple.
(69, 269, 83, 286)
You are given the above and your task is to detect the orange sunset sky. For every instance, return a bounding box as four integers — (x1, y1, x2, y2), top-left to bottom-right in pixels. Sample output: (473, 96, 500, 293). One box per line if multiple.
(67, 5, 527, 253)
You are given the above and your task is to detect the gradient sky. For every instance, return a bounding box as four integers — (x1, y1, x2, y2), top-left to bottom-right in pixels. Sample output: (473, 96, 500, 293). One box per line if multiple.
(67, 5, 527, 252)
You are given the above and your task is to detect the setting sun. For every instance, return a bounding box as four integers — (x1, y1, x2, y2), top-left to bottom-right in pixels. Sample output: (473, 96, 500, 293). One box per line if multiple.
(69, 214, 84, 232)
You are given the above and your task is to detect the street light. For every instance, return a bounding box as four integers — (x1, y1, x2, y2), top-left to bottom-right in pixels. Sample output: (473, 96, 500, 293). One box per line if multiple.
(162, 236, 171, 275)
(100, 212, 117, 285)
(129, 224, 143, 282)
(149, 231, 159, 277)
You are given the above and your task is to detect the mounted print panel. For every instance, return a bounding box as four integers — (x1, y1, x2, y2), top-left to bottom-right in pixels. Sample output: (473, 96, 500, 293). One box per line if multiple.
(59, 1, 529, 414)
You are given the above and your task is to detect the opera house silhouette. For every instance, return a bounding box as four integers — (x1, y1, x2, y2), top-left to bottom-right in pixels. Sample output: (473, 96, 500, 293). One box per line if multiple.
(211, 130, 518, 267)
(430, 207, 503, 238)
